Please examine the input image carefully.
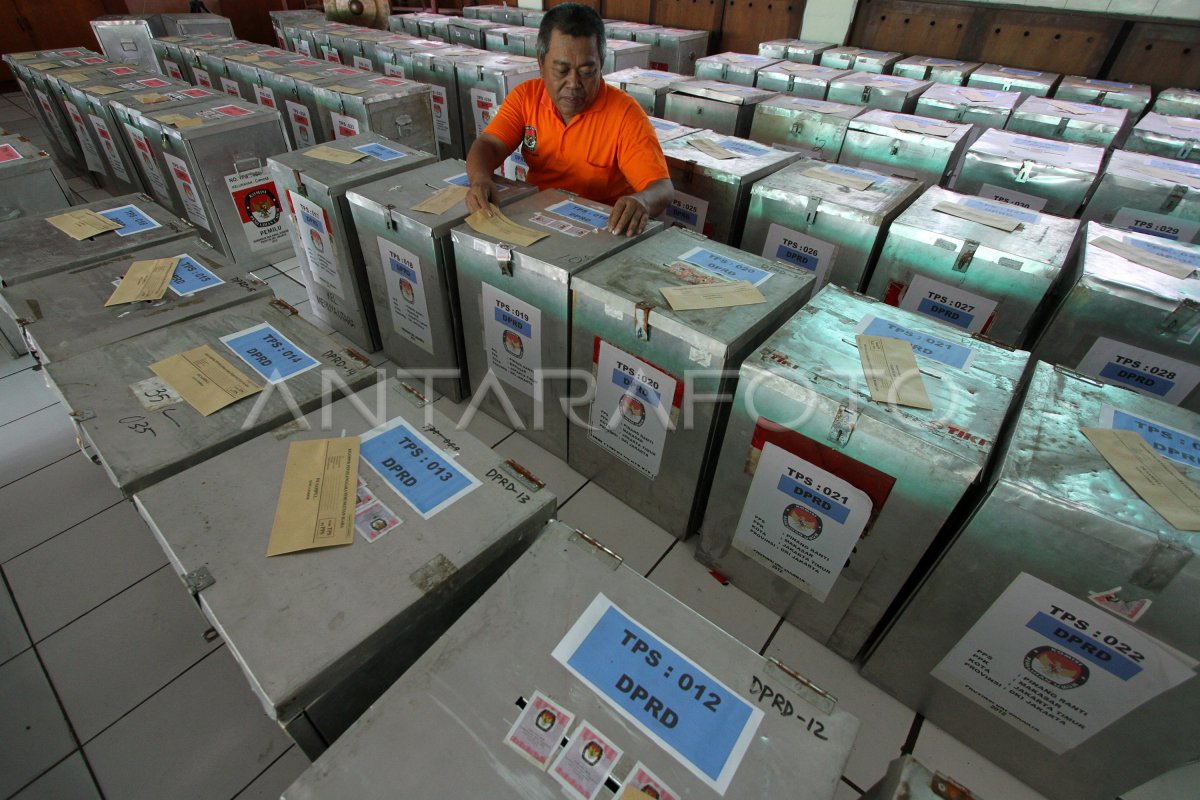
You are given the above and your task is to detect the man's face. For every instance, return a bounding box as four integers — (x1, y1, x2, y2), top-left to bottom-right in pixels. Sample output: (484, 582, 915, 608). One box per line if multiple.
(539, 29, 602, 123)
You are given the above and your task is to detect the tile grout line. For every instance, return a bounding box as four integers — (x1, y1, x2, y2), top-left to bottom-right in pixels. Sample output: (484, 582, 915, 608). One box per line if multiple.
(0, 400, 61, 434)
(556, 478, 589, 510)
(0, 448, 82, 493)
(642, 537, 678, 579)
(0, 495, 125, 565)
(757, 615, 786, 657)
(26, 558, 169, 647)
(228, 744, 298, 800)
(900, 711, 925, 757)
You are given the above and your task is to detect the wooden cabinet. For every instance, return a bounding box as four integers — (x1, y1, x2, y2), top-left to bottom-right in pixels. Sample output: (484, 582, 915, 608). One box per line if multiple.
(850, 0, 976, 59)
(975, 9, 1120, 77)
(719, 0, 805, 54)
(0, 0, 126, 83)
(1109, 22, 1200, 91)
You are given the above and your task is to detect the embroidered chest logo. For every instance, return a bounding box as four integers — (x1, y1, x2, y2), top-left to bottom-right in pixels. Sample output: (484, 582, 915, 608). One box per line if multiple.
(523, 124, 537, 152)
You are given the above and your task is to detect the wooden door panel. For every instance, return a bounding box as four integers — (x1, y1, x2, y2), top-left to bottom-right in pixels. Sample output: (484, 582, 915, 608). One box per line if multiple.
(719, 0, 805, 54)
(976, 9, 1120, 76)
(1109, 22, 1200, 91)
(605, 0, 654, 24)
(850, 0, 974, 59)
(653, 0, 722, 41)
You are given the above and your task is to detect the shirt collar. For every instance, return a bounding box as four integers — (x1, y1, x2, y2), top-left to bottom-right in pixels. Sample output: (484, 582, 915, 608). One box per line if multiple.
(538, 78, 610, 127)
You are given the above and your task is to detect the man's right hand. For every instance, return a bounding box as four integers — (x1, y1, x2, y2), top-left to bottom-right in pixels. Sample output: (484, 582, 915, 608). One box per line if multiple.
(465, 179, 497, 216)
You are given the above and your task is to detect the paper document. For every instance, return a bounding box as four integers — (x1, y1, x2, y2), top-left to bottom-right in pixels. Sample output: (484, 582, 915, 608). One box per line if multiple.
(105, 258, 178, 306)
(411, 184, 468, 214)
(465, 204, 548, 246)
(857, 334, 933, 409)
(803, 165, 875, 191)
(933, 201, 1021, 232)
(267, 437, 360, 556)
(46, 209, 122, 240)
(689, 138, 737, 159)
(303, 144, 367, 165)
(150, 344, 262, 417)
(1092, 236, 1195, 280)
(1081, 427, 1200, 531)
(660, 280, 766, 310)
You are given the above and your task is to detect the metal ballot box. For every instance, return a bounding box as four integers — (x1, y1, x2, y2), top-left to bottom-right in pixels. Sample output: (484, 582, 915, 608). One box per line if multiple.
(132, 98, 293, 269)
(160, 12, 234, 38)
(694, 52, 780, 87)
(451, 189, 661, 459)
(602, 40, 652, 74)
(819, 47, 903, 75)
(741, 161, 922, 291)
(6, 237, 272, 365)
(568, 229, 815, 539)
(449, 17, 502, 49)
(1080, 150, 1200, 244)
(90, 15, 165, 73)
(331, 30, 393, 71)
(486, 5, 526, 25)
(826, 73, 932, 114)
(311, 74, 437, 158)
(1006, 95, 1130, 149)
(1152, 88, 1200, 118)
(65, 76, 164, 197)
(484, 25, 537, 55)
(522, 10, 547, 28)
(411, 46, 491, 160)
(1126, 113, 1200, 163)
(462, 5, 491, 19)
(455, 54, 540, 153)
(271, 10, 325, 49)
(634, 27, 710, 76)
(199, 43, 271, 96)
(839, 110, 973, 185)
(257, 61, 355, 149)
(393, 13, 424, 36)
(44, 296, 376, 495)
(648, 116, 701, 145)
(604, 21, 661, 41)
(662, 80, 778, 139)
(892, 56, 980, 86)
(282, 520, 860, 800)
(46, 63, 134, 180)
(914, 83, 1020, 132)
(967, 63, 1059, 98)
(174, 39, 233, 86)
(862, 755, 981, 800)
(347, 159, 534, 402)
(660, 131, 799, 246)
(697, 285, 1030, 659)
(360, 34, 421, 73)
(134, 376, 557, 755)
(758, 38, 834, 64)
(0, 134, 71, 220)
(952, 128, 1105, 217)
(268, 134, 435, 352)
(219, 49, 298, 104)
(1034, 222, 1200, 412)
(9, 56, 100, 174)
(1054, 75, 1152, 116)
(290, 22, 331, 57)
(417, 14, 454, 44)
(860, 361, 1200, 800)
(314, 27, 359, 65)
(0, 194, 190, 289)
(603, 68, 693, 117)
(754, 62, 852, 101)
(373, 37, 450, 78)
(866, 185, 1080, 348)
(748, 96, 863, 160)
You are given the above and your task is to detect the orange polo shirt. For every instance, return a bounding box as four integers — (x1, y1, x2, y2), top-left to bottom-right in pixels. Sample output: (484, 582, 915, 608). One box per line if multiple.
(483, 79, 669, 207)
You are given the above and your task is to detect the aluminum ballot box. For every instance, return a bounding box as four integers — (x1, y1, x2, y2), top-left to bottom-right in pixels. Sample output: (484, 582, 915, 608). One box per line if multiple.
(754, 62, 852, 101)
(311, 74, 437, 159)
(484, 25, 537, 55)
(748, 96, 863, 161)
(1080, 150, 1200, 244)
(255, 61, 348, 150)
(819, 47, 903, 75)
(660, 131, 798, 246)
(1006, 95, 1130, 149)
(347, 159, 535, 402)
(758, 38, 834, 64)
(952, 128, 1104, 217)
(133, 377, 557, 755)
(648, 116, 701, 145)
(892, 56, 980, 86)
(268, 134, 436, 353)
(161, 12, 234, 39)
(449, 17, 501, 49)
(43, 296, 376, 495)
(5, 237, 271, 365)
(411, 46, 490, 160)
(865, 185, 1080, 348)
(90, 15, 164, 73)
(967, 64, 1060, 98)
(741, 160, 923, 291)
(455, 53, 539, 154)
(567, 229, 815, 539)
(66, 76, 171, 197)
(694, 52, 781, 87)
(860, 361, 1200, 800)
(697, 285, 1030, 659)
(604, 68, 695, 117)
(914, 83, 1020, 132)
(1153, 88, 1200, 119)
(0, 134, 71, 219)
(451, 189, 661, 460)
(1054, 75, 1152, 116)
(602, 40, 652, 74)
(826, 73, 932, 114)
(1126, 113, 1200, 163)
(132, 97, 293, 269)
(604, 21, 662, 42)
(838, 110, 973, 186)
(634, 27, 710, 76)
(662, 80, 778, 139)
(1034, 222, 1200, 412)
(281, 520, 860, 799)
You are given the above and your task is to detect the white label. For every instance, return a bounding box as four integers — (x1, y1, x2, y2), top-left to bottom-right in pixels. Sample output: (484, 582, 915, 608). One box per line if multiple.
(761, 223, 835, 288)
(1076, 337, 1200, 406)
(659, 189, 708, 233)
(288, 191, 343, 298)
(331, 111, 361, 140)
(353, 56, 373, 71)
(164, 59, 183, 80)
(978, 182, 1048, 212)
(195, 71, 214, 89)
(284, 100, 317, 150)
(34, 90, 71, 148)
(377, 237, 434, 355)
(89, 114, 131, 183)
(732, 441, 872, 602)
(1111, 208, 1200, 244)
(66, 103, 104, 174)
(226, 169, 288, 254)
(480, 282, 541, 397)
(163, 152, 211, 231)
(429, 84, 451, 144)
(297, 40, 312, 57)
(932, 572, 1196, 753)
(384, 63, 406, 78)
(470, 87, 498, 138)
(321, 45, 342, 64)
(900, 273, 999, 335)
(253, 85, 277, 109)
(123, 123, 171, 204)
(587, 339, 677, 479)
(220, 77, 242, 99)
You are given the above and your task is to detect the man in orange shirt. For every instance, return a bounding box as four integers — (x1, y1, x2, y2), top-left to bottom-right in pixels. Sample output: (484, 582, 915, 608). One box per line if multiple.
(465, 3, 673, 236)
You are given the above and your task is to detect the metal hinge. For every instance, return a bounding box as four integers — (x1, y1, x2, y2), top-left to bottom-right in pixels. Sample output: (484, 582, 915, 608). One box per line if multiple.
(1160, 298, 1200, 339)
(930, 772, 978, 800)
(184, 566, 215, 594)
(804, 196, 820, 225)
(569, 528, 623, 570)
(1160, 183, 1188, 213)
(765, 657, 838, 715)
(500, 459, 545, 492)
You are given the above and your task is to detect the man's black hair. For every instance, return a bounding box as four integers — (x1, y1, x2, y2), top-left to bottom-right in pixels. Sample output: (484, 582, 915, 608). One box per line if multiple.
(536, 3, 607, 65)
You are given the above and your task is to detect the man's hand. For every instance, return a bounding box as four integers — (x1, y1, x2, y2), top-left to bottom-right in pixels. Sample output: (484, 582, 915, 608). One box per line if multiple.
(465, 132, 513, 217)
(608, 194, 649, 237)
(466, 179, 497, 216)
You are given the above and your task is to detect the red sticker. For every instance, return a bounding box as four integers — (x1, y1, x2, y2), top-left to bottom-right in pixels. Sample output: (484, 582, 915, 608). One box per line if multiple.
(214, 104, 251, 117)
(181, 88, 212, 98)
(108, 66, 136, 75)
(80, 57, 105, 64)
(138, 78, 170, 88)
(0, 144, 22, 163)
(371, 77, 405, 86)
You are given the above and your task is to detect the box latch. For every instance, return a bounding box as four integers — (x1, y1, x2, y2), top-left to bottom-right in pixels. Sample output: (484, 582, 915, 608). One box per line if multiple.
(828, 404, 858, 446)
(1159, 298, 1200, 339)
(1015, 159, 1034, 183)
(634, 301, 653, 341)
(1160, 183, 1188, 213)
(953, 239, 980, 273)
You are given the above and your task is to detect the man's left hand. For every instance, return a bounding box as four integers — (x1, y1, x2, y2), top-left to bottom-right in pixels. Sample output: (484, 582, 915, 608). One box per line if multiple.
(607, 194, 650, 237)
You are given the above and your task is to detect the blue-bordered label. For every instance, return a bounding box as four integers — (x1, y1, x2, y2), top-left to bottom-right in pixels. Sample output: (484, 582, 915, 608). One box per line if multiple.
(680, 246, 772, 286)
(1100, 405, 1200, 471)
(857, 315, 976, 370)
(960, 196, 1040, 224)
(1026, 612, 1141, 680)
(98, 204, 162, 237)
(1099, 362, 1173, 397)
(495, 305, 532, 337)
(1125, 237, 1200, 269)
(168, 254, 224, 296)
(917, 297, 974, 329)
(444, 172, 470, 186)
(353, 142, 406, 161)
(358, 418, 480, 519)
(611, 368, 661, 407)
(716, 137, 771, 158)
(219, 322, 319, 384)
(545, 199, 610, 229)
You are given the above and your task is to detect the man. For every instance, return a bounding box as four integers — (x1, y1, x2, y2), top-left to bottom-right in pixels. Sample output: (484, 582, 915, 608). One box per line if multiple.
(464, 3, 673, 236)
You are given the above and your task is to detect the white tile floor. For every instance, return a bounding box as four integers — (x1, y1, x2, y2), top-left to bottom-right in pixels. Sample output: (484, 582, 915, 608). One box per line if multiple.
(0, 86, 1191, 800)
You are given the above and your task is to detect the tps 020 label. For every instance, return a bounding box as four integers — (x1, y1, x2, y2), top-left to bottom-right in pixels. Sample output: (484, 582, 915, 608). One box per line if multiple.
(587, 339, 681, 480)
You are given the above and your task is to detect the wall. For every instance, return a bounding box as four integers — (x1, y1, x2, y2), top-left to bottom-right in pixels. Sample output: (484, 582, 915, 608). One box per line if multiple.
(123, 0, 224, 14)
